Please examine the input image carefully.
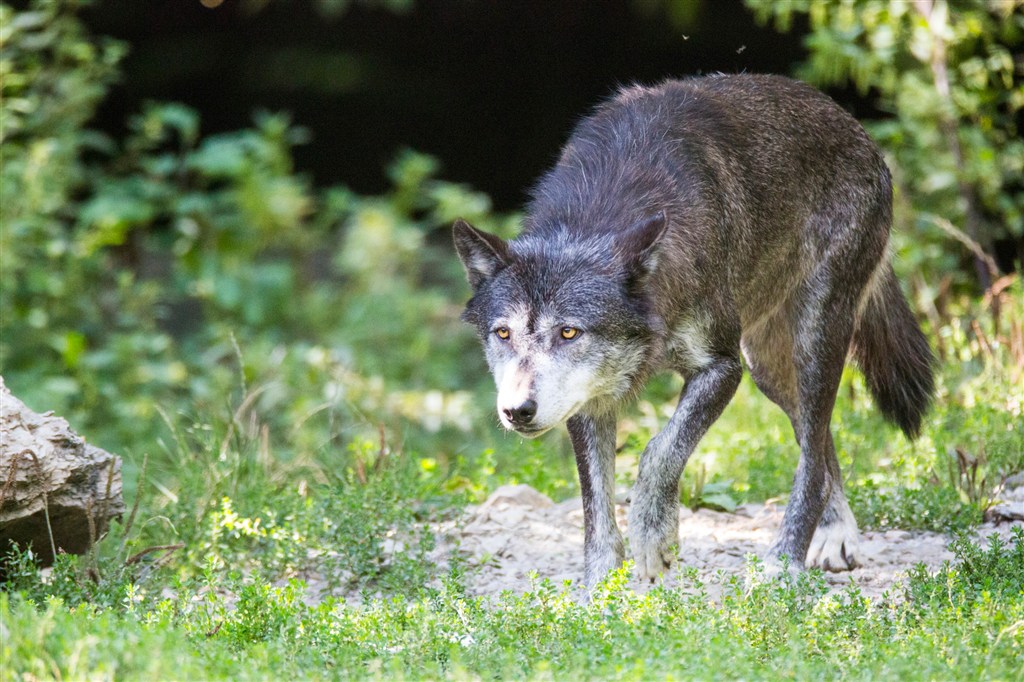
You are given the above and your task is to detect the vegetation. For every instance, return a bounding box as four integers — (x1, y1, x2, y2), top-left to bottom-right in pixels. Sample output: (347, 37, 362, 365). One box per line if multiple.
(5, 529, 1024, 679)
(747, 0, 1024, 288)
(1, 0, 1022, 679)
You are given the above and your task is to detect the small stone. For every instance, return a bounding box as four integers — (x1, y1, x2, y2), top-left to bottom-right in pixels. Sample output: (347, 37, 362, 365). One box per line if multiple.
(1002, 472, 1024, 489)
(1000, 485, 1024, 502)
(480, 484, 554, 510)
(479, 534, 507, 557)
(489, 506, 527, 528)
(987, 501, 1024, 523)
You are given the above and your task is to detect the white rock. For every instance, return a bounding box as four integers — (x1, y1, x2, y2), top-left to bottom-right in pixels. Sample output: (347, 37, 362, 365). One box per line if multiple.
(479, 484, 554, 510)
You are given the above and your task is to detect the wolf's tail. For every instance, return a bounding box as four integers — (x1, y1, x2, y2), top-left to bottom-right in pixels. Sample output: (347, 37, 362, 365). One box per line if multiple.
(852, 263, 935, 439)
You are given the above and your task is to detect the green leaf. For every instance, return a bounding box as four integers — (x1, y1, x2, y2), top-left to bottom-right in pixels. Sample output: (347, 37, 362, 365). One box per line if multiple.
(700, 492, 739, 513)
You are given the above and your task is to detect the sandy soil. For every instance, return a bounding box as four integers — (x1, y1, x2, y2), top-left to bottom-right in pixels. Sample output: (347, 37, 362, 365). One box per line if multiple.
(429, 484, 1024, 601)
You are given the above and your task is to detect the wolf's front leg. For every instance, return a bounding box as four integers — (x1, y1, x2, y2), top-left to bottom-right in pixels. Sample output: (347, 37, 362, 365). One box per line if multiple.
(628, 356, 742, 582)
(567, 411, 624, 589)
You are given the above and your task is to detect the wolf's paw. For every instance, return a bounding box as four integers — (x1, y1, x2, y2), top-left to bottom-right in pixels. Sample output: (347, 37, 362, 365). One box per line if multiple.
(806, 520, 862, 572)
(631, 535, 676, 583)
(584, 543, 625, 591)
(626, 496, 679, 583)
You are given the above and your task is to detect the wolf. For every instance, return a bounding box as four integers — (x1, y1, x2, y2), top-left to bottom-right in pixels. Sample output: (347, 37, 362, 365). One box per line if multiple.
(453, 74, 934, 588)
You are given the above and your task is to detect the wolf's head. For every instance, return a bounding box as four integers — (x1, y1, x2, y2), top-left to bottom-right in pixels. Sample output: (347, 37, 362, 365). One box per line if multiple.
(453, 215, 667, 436)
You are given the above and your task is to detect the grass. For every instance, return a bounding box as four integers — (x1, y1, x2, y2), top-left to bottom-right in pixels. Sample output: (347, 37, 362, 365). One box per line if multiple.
(4, 10, 1021, 673)
(4, 529, 1024, 680)
(2, 288, 1022, 680)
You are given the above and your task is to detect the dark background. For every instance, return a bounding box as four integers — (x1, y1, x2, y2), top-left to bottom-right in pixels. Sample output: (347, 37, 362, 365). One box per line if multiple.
(81, 0, 847, 211)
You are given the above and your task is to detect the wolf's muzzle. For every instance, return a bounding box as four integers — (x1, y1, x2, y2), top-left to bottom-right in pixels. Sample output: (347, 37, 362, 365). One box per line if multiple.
(501, 399, 537, 427)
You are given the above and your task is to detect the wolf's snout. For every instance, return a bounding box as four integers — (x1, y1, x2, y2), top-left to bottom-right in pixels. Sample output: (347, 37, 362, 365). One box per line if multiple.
(502, 399, 537, 426)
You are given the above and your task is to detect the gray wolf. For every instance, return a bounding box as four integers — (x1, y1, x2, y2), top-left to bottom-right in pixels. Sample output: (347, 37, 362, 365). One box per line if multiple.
(453, 74, 934, 588)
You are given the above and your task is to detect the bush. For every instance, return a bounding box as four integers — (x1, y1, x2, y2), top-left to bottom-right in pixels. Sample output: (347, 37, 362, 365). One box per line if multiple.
(0, 1, 525, 476)
(747, 0, 1024, 287)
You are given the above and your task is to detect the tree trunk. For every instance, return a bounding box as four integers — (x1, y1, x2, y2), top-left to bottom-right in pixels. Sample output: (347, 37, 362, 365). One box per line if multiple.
(0, 376, 125, 567)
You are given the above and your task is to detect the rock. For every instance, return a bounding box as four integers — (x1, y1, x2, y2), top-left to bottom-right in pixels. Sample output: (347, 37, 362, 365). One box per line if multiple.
(1000, 485, 1024, 502)
(0, 376, 125, 567)
(987, 501, 1024, 523)
(479, 484, 554, 511)
(552, 497, 583, 515)
(488, 505, 528, 528)
(478, 534, 508, 557)
(1003, 472, 1024, 489)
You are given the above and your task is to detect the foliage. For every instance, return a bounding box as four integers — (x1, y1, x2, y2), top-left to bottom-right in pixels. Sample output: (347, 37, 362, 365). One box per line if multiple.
(1, 97, 502, 455)
(1, 0, 525, 478)
(848, 482, 981, 531)
(0, 1, 125, 213)
(5, 530, 1024, 680)
(190, 437, 441, 596)
(747, 0, 1024, 286)
(2, 3, 1024, 680)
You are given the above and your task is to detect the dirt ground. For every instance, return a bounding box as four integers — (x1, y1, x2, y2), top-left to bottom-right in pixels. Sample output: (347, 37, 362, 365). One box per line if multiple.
(428, 484, 1024, 602)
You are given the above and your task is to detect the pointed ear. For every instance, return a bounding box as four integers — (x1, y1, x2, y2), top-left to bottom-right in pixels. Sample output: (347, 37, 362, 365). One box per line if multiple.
(453, 219, 510, 290)
(616, 211, 669, 287)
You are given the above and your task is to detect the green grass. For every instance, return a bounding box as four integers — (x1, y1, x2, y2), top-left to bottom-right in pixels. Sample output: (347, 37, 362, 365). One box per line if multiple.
(5, 292, 1023, 680)
(5, 529, 1024, 680)
(4, 333, 1023, 679)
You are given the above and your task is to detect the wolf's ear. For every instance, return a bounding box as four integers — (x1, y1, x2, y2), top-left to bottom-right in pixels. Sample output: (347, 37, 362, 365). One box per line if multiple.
(616, 211, 669, 287)
(453, 219, 510, 290)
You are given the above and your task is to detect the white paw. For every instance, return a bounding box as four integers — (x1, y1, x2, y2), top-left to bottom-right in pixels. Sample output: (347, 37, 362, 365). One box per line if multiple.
(584, 543, 625, 590)
(631, 535, 675, 583)
(627, 504, 678, 583)
(806, 513, 862, 572)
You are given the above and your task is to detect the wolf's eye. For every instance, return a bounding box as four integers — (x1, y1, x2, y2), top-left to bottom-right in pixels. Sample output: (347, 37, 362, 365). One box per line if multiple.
(494, 327, 510, 340)
(560, 327, 580, 340)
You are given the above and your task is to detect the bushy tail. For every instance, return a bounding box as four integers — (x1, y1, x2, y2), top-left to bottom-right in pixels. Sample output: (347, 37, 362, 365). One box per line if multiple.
(853, 264, 935, 439)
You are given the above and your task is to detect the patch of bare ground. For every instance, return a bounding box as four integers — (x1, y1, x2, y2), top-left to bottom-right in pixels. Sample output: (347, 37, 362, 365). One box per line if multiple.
(427, 484, 1024, 602)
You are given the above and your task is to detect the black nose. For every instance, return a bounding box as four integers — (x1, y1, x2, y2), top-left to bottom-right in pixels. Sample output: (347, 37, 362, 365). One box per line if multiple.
(503, 400, 537, 425)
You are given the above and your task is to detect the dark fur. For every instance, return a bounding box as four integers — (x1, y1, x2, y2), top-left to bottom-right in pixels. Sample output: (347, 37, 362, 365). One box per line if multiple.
(455, 74, 935, 587)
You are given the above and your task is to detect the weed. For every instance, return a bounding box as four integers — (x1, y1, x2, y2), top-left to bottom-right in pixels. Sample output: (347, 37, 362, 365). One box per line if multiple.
(848, 481, 982, 532)
(6, 531, 1023, 680)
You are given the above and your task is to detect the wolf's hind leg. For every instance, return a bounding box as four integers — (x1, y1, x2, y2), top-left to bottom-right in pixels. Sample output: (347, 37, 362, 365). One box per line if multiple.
(770, 281, 859, 568)
(807, 485, 862, 571)
(744, 297, 864, 574)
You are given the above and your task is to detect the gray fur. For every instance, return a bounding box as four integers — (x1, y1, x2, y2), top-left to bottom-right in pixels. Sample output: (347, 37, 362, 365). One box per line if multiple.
(454, 74, 935, 588)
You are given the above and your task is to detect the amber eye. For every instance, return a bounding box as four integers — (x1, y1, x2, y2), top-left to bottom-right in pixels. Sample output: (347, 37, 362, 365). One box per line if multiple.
(560, 327, 580, 340)
(495, 327, 510, 340)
